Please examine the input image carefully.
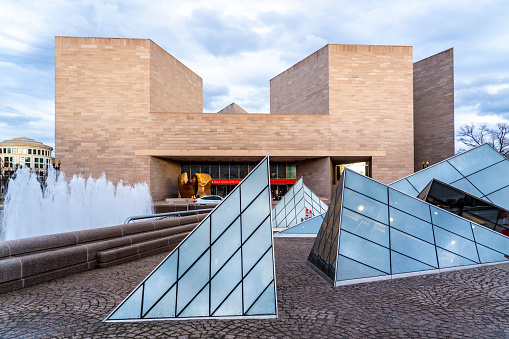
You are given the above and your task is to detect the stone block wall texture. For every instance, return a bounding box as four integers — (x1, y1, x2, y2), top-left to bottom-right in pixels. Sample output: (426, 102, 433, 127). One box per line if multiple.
(296, 157, 332, 199)
(413, 48, 454, 172)
(150, 41, 203, 113)
(55, 38, 444, 200)
(270, 45, 329, 115)
(271, 44, 414, 184)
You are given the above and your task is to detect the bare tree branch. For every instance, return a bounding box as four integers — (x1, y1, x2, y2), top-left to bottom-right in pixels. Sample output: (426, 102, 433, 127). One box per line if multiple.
(457, 122, 509, 159)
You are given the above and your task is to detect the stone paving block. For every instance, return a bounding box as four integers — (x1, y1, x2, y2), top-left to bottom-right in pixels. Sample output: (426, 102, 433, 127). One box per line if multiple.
(20, 245, 88, 277)
(176, 215, 200, 225)
(0, 257, 21, 283)
(23, 262, 91, 288)
(120, 221, 156, 236)
(152, 217, 180, 230)
(97, 246, 140, 264)
(0, 242, 10, 259)
(7, 232, 78, 256)
(159, 223, 197, 237)
(83, 237, 133, 261)
(0, 279, 23, 295)
(74, 226, 124, 243)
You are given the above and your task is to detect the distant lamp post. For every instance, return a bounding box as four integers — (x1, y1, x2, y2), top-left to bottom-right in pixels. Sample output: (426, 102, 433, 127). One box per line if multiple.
(52, 160, 61, 172)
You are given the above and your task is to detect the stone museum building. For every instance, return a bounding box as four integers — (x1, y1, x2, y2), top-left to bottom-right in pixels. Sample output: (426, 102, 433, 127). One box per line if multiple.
(54, 36, 454, 200)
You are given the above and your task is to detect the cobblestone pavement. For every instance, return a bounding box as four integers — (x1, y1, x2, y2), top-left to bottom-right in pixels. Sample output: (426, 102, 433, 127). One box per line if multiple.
(1, 238, 508, 338)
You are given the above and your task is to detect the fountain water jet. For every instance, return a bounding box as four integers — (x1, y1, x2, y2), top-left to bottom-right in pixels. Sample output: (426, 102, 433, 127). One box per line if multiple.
(0, 167, 153, 241)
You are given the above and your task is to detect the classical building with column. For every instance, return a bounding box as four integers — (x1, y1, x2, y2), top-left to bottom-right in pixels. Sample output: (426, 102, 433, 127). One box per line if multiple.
(54, 37, 454, 201)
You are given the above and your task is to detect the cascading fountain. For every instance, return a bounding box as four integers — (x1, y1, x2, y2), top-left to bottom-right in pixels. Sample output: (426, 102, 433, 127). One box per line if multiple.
(0, 166, 153, 241)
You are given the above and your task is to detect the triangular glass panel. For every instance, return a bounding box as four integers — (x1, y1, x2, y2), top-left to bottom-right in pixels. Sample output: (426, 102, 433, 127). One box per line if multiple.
(105, 156, 277, 321)
(308, 168, 509, 287)
(212, 283, 243, 316)
(246, 281, 276, 316)
(389, 144, 509, 210)
(272, 177, 328, 228)
(275, 213, 326, 236)
(390, 251, 435, 275)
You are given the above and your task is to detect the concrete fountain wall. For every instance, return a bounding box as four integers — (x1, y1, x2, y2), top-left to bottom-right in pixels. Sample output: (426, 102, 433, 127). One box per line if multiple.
(0, 210, 210, 294)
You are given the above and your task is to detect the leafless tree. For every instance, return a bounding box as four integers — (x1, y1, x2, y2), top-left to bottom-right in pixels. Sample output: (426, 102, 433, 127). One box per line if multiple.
(457, 123, 509, 158)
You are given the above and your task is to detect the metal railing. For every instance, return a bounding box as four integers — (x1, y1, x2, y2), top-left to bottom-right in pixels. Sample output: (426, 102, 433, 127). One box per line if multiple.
(124, 208, 213, 224)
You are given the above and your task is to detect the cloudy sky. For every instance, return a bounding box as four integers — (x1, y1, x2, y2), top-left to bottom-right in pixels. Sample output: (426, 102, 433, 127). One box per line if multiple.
(1, 0, 508, 152)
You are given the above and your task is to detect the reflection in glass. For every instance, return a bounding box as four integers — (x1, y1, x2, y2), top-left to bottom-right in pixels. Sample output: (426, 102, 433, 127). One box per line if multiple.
(430, 206, 474, 240)
(338, 231, 390, 274)
(389, 178, 419, 196)
(406, 161, 463, 193)
(433, 226, 479, 263)
(447, 144, 505, 177)
(345, 170, 388, 204)
(336, 254, 386, 281)
(390, 228, 438, 267)
(390, 251, 435, 275)
(343, 188, 388, 225)
(436, 248, 476, 268)
(389, 207, 434, 243)
(341, 209, 389, 247)
(389, 188, 431, 222)
(466, 161, 509, 196)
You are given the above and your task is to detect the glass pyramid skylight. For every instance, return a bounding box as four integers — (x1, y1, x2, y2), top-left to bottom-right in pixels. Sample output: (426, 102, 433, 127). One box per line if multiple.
(275, 213, 326, 237)
(389, 144, 509, 210)
(272, 178, 328, 229)
(106, 156, 277, 321)
(308, 168, 509, 286)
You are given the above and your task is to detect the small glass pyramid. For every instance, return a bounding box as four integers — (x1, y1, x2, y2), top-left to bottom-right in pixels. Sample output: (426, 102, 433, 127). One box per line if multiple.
(272, 178, 328, 229)
(308, 168, 509, 286)
(390, 144, 509, 210)
(105, 156, 277, 321)
(275, 213, 326, 237)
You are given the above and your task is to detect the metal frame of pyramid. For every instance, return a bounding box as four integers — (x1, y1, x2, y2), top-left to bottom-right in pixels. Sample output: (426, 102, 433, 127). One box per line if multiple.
(308, 168, 509, 287)
(105, 156, 278, 321)
(272, 177, 328, 229)
(390, 144, 509, 210)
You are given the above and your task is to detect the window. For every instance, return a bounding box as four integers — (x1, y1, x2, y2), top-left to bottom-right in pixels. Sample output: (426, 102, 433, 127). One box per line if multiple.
(230, 164, 239, 179)
(7, 148, 11, 154)
(210, 163, 219, 179)
(35, 158, 39, 163)
(28, 149, 32, 154)
(18, 149, 21, 154)
(32, 149, 36, 154)
(0, 148, 2, 154)
(40, 158, 43, 163)
(23, 149, 27, 154)
(239, 163, 249, 178)
(270, 164, 277, 179)
(287, 163, 296, 179)
(219, 163, 229, 179)
(278, 163, 286, 179)
(191, 164, 201, 177)
(12, 148, 16, 154)
(38, 150, 41, 155)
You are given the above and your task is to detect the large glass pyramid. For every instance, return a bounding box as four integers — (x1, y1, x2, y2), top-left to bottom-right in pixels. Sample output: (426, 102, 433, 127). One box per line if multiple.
(308, 168, 509, 286)
(389, 144, 509, 210)
(275, 213, 326, 237)
(272, 178, 328, 229)
(105, 157, 277, 321)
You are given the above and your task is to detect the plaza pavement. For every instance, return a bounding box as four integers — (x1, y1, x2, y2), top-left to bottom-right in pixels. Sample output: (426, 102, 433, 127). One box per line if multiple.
(0, 237, 508, 338)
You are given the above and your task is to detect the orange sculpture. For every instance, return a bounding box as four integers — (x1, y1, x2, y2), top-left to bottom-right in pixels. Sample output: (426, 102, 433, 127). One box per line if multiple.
(178, 172, 197, 198)
(178, 172, 212, 198)
(195, 173, 212, 197)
